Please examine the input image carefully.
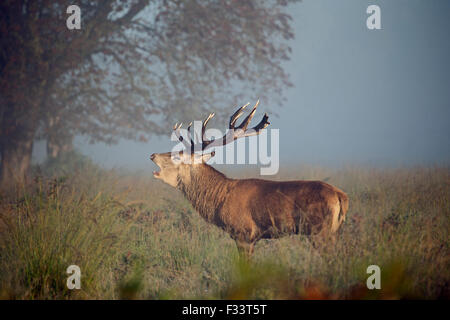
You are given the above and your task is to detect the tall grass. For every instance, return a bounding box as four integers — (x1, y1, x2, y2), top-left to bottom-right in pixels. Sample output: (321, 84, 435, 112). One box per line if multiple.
(0, 160, 448, 299)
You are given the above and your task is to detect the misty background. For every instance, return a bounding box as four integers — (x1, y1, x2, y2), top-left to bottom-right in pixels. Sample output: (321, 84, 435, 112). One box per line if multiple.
(32, 0, 450, 169)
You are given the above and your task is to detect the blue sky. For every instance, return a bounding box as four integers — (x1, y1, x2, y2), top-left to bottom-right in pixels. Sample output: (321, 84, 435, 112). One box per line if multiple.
(34, 0, 450, 169)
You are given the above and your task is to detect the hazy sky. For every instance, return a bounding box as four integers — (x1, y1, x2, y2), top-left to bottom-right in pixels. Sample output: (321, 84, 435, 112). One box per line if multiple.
(34, 0, 450, 168)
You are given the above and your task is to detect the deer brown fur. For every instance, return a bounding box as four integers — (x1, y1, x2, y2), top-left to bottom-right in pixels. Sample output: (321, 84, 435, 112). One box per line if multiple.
(150, 102, 349, 258)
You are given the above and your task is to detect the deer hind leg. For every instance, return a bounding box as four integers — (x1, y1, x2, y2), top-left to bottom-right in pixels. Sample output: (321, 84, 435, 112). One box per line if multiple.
(235, 240, 255, 261)
(329, 197, 342, 234)
(310, 231, 334, 250)
(310, 202, 340, 249)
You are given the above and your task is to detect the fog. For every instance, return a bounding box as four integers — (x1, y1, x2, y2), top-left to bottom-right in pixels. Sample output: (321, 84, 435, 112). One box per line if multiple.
(34, 0, 450, 169)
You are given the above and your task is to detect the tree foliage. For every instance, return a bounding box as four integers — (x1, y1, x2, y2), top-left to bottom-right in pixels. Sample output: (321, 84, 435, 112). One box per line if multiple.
(0, 0, 298, 185)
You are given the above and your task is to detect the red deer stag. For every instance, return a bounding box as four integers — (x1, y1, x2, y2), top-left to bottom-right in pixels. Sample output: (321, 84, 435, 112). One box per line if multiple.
(150, 102, 348, 258)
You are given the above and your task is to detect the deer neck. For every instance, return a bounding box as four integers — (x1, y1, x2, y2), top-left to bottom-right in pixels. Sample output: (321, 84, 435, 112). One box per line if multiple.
(177, 164, 232, 222)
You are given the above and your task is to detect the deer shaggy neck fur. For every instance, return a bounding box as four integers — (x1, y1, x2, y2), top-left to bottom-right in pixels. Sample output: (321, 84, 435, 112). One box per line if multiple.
(178, 164, 233, 223)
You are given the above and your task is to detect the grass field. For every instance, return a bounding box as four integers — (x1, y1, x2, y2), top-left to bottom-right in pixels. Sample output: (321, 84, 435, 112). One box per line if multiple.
(0, 155, 448, 299)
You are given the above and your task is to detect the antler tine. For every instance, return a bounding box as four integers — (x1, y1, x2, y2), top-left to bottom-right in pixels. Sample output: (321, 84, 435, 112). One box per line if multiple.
(186, 121, 195, 147)
(202, 113, 215, 140)
(255, 113, 270, 130)
(236, 99, 259, 131)
(173, 122, 192, 150)
(203, 113, 215, 128)
(241, 112, 270, 138)
(173, 122, 183, 130)
(173, 122, 182, 136)
(229, 102, 250, 128)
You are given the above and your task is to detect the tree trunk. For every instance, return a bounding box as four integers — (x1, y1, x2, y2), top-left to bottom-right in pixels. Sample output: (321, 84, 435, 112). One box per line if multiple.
(46, 115, 74, 159)
(0, 104, 37, 189)
(46, 134, 73, 159)
(0, 131, 34, 189)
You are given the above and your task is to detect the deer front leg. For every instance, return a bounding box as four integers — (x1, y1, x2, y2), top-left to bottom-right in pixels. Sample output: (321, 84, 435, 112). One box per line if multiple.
(235, 240, 255, 261)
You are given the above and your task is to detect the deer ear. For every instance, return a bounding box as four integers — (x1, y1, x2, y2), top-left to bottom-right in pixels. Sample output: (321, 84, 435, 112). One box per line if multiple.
(202, 151, 215, 163)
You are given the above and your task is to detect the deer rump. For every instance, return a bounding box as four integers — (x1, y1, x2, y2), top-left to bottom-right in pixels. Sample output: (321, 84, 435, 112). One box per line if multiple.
(207, 179, 349, 243)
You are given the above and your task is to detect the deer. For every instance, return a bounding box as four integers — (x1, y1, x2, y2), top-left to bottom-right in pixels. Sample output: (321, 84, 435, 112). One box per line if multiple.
(150, 101, 349, 259)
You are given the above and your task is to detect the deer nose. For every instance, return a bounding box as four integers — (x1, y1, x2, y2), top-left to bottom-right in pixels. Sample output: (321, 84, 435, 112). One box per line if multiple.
(150, 153, 156, 161)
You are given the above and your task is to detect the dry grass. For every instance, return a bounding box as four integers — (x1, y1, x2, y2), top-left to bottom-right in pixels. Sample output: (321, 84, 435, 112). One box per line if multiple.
(0, 162, 448, 299)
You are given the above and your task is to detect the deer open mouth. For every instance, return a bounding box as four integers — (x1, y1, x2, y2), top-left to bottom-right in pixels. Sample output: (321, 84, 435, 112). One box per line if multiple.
(152, 165, 161, 177)
(150, 154, 161, 177)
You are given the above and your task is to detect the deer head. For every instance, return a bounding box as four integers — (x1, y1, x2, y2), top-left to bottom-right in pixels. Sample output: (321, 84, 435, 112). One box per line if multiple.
(150, 101, 270, 188)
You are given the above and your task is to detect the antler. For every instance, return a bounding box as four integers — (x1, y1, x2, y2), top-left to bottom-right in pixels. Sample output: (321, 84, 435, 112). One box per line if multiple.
(173, 122, 193, 150)
(173, 100, 270, 153)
